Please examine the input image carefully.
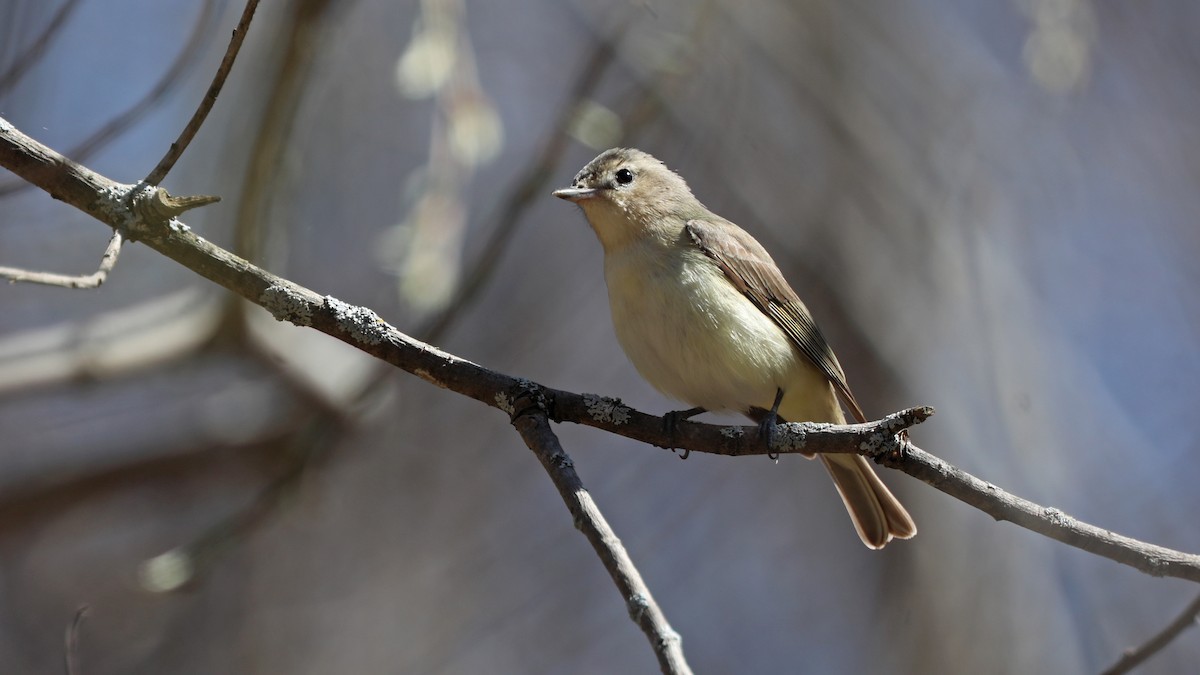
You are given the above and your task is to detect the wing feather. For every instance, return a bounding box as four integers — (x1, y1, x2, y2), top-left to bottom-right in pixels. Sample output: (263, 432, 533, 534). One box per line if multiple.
(685, 218, 866, 423)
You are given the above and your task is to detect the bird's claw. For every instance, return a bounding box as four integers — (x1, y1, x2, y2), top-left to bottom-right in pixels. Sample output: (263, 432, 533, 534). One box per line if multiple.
(663, 407, 705, 460)
(761, 388, 785, 460)
(759, 412, 780, 460)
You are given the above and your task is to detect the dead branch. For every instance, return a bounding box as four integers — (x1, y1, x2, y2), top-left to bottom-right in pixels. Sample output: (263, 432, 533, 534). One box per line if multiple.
(144, 0, 262, 185)
(5, 115, 1200, 673)
(0, 231, 121, 288)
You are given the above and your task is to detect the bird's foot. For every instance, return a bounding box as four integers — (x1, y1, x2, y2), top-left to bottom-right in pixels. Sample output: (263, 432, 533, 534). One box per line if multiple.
(758, 412, 780, 460)
(663, 407, 705, 459)
(760, 388, 785, 460)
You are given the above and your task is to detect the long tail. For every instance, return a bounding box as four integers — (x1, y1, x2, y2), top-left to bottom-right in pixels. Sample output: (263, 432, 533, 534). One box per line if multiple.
(819, 452, 916, 549)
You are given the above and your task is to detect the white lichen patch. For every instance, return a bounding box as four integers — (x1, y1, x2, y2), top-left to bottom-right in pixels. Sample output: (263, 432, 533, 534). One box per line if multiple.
(259, 284, 313, 326)
(1042, 507, 1065, 525)
(879, 413, 910, 433)
(859, 432, 889, 457)
(125, 182, 159, 226)
(92, 182, 138, 227)
(495, 392, 515, 415)
(167, 218, 191, 234)
(0, 117, 12, 131)
(720, 426, 744, 439)
(324, 295, 391, 345)
(771, 424, 808, 454)
(582, 394, 630, 425)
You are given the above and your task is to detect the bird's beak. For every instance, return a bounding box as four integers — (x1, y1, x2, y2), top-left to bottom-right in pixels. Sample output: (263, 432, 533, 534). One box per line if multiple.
(552, 186, 599, 202)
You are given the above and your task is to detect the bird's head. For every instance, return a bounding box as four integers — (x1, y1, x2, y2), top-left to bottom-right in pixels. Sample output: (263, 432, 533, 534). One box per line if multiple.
(554, 148, 703, 252)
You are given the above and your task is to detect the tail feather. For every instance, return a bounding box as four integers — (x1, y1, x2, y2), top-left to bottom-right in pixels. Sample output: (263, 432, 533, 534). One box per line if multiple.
(752, 390, 917, 549)
(820, 453, 916, 549)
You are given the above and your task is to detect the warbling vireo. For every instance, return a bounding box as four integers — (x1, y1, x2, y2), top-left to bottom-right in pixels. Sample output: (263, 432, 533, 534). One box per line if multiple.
(553, 148, 915, 549)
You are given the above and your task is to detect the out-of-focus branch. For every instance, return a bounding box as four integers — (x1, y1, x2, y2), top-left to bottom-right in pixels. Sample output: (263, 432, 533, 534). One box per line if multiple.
(1102, 592, 1200, 675)
(418, 19, 627, 341)
(2, 113, 691, 672)
(0, 0, 238, 291)
(0, 0, 220, 198)
(144, 0, 261, 185)
(139, 416, 339, 593)
(228, 0, 338, 270)
(4, 113, 1200, 634)
(63, 604, 88, 675)
(510, 395, 691, 675)
(0, 0, 82, 96)
(0, 230, 121, 288)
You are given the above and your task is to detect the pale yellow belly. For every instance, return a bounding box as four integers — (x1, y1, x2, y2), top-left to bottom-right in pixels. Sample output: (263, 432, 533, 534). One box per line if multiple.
(605, 247, 840, 422)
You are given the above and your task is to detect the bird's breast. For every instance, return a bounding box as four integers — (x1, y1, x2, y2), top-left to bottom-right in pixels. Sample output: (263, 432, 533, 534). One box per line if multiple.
(603, 245, 806, 413)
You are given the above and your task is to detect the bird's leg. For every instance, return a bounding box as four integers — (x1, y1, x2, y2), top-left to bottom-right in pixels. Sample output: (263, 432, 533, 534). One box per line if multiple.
(759, 388, 785, 460)
(664, 406, 706, 459)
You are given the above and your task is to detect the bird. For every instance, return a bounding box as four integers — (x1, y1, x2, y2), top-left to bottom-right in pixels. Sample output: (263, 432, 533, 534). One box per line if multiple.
(553, 147, 915, 548)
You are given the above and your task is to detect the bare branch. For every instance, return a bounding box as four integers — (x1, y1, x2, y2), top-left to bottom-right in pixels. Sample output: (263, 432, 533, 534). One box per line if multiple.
(0, 0, 83, 96)
(0, 0, 220, 198)
(144, 0, 262, 185)
(878, 441, 1200, 581)
(510, 392, 691, 675)
(63, 604, 88, 675)
(5, 116, 1200, 672)
(0, 182, 217, 288)
(1102, 592, 1200, 675)
(0, 230, 122, 288)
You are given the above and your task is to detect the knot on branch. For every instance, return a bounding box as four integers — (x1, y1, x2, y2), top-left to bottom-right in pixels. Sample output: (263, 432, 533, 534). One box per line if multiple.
(130, 184, 220, 224)
(627, 592, 650, 622)
(506, 378, 549, 422)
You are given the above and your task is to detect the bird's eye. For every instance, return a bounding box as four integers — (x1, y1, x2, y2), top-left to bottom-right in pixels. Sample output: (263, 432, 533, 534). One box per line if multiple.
(615, 168, 634, 185)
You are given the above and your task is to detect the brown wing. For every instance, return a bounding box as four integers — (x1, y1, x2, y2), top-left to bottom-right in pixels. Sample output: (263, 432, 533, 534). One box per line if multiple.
(685, 218, 867, 423)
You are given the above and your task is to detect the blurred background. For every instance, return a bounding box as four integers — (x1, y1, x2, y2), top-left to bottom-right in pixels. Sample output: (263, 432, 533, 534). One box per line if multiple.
(2, 0, 1199, 672)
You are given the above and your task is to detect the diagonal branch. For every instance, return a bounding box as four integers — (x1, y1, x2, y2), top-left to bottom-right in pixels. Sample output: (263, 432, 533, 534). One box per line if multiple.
(1101, 592, 1200, 675)
(4, 114, 1200, 588)
(510, 390, 691, 675)
(4, 117, 1200, 669)
(0, 0, 83, 96)
(144, 0, 262, 185)
(0, 0, 220, 198)
(63, 604, 88, 675)
(882, 442, 1200, 582)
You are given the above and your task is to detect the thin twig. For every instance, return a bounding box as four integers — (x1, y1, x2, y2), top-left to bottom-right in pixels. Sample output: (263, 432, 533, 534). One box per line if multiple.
(5, 115, 1200, 588)
(5, 117, 1200, 673)
(0, 230, 122, 288)
(63, 604, 88, 675)
(883, 439, 1200, 581)
(144, 0, 260, 185)
(0, 0, 220, 197)
(1101, 592, 1200, 675)
(509, 395, 692, 675)
(0, 0, 83, 96)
